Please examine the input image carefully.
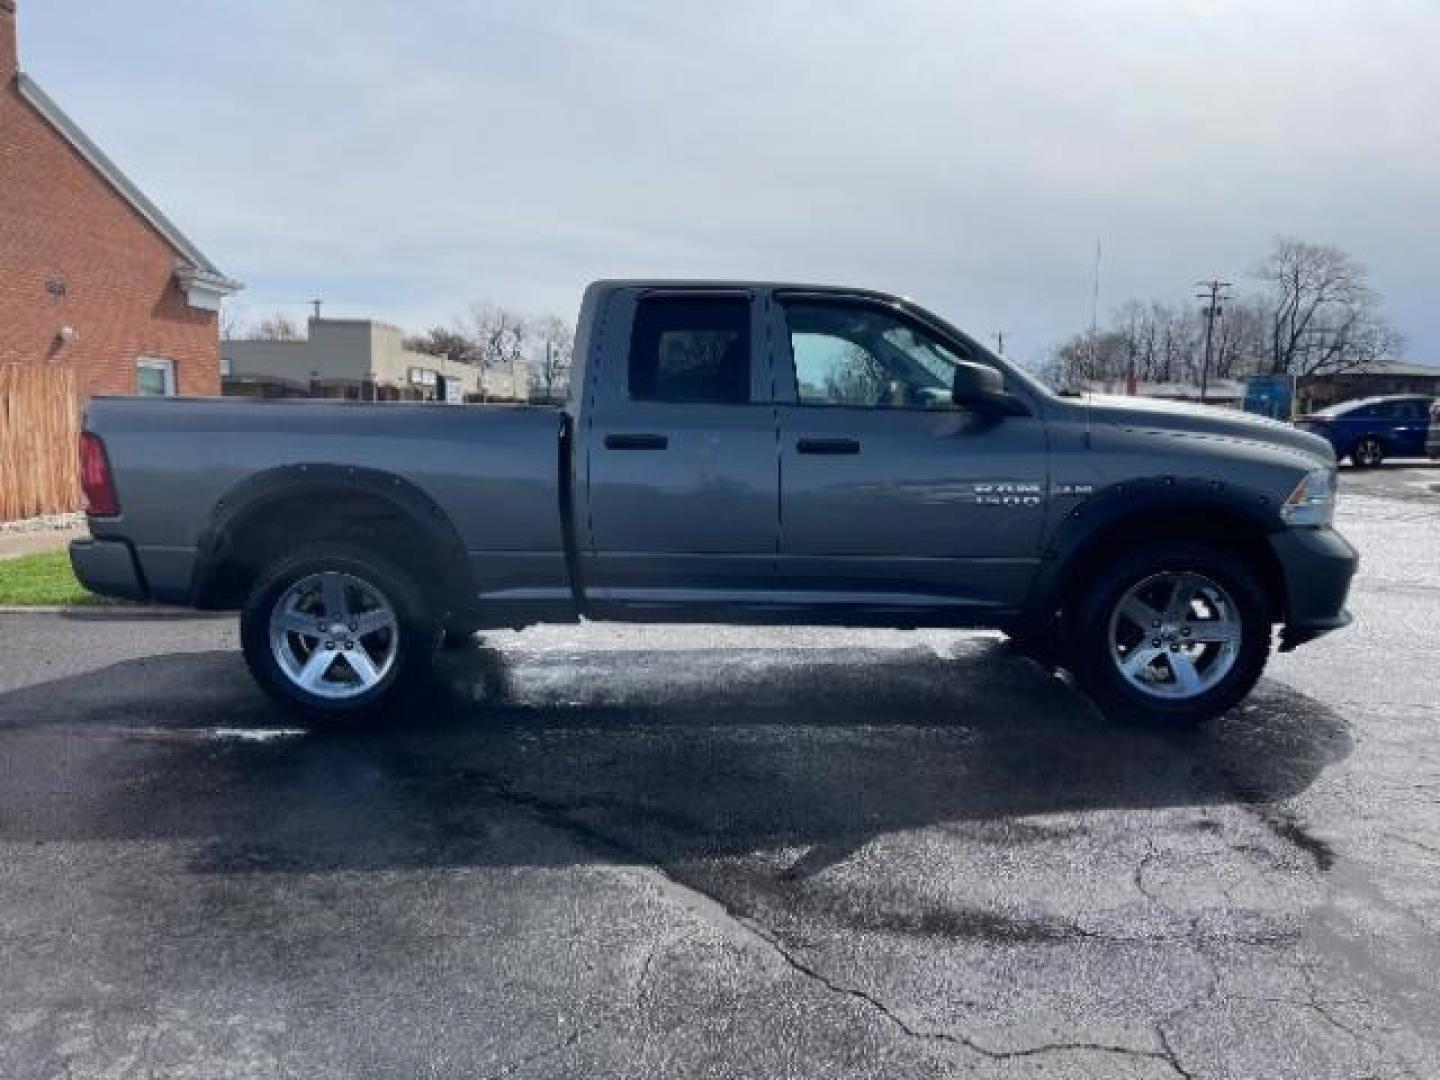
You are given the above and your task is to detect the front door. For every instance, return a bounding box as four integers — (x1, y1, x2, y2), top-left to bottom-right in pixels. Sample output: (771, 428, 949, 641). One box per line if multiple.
(581, 290, 778, 605)
(773, 294, 1049, 613)
(1387, 399, 1430, 457)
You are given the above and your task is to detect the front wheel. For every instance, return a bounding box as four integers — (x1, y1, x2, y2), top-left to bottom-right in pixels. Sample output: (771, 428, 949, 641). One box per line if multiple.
(240, 542, 437, 718)
(1069, 544, 1272, 725)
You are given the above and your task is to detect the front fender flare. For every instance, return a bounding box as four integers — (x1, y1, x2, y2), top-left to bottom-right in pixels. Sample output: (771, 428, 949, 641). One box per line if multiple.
(1026, 476, 1284, 613)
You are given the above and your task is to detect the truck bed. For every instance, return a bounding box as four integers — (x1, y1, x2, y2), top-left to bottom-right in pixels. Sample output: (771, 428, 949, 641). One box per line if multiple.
(83, 396, 569, 607)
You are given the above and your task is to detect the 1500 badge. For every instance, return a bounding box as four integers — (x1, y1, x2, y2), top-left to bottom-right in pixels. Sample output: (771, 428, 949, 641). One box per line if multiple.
(972, 481, 1095, 507)
(973, 482, 1043, 507)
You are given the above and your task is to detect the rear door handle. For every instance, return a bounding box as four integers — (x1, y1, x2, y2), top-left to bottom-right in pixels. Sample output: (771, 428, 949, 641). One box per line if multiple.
(604, 433, 669, 450)
(796, 437, 860, 455)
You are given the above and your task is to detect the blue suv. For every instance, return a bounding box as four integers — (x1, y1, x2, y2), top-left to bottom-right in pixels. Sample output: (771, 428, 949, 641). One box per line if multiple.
(1296, 394, 1435, 467)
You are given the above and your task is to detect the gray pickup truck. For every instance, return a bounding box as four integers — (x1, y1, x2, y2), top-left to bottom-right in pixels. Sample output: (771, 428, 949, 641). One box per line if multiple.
(72, 280, 1357, 723)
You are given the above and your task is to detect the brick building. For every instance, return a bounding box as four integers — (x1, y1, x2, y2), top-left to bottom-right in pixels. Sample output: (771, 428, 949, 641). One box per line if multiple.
(0, 0, 239, 399)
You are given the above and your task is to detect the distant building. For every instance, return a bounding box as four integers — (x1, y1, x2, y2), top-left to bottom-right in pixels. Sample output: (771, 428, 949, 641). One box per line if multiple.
(222, 317, 527, 402)
(1297, 361, 1440, 412)
(0, 0, 240, 398)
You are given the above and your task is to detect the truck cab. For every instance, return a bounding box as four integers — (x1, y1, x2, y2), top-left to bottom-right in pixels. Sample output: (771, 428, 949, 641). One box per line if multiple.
(572, 283, 1051, 622)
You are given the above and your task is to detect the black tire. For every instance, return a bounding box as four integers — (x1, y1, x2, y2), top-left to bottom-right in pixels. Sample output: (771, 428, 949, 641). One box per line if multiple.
(1351, 437, 1384, 468)
(1067, 543, 1272, 725)
(440, 628, 477, 650)
(1003, 613, 1062, 668)
(240, 541, 437, 718)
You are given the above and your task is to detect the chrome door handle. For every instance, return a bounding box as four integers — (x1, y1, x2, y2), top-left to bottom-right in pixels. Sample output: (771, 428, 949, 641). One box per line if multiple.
(796, 437, 860, 455)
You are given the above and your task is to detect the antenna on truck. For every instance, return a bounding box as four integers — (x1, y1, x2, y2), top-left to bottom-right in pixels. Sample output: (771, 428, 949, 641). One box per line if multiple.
(1083, 236, 1101, 445)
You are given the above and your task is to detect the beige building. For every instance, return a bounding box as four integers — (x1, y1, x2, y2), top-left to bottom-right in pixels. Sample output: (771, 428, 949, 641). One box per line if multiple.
(222, 317, 527, 402)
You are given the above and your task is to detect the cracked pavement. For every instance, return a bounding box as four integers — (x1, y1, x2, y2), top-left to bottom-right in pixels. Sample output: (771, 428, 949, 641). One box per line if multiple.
(1, 464, 1438, 1078)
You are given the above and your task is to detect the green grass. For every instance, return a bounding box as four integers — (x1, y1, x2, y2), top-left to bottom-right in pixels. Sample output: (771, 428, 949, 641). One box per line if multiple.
(0, 550, 109, 606)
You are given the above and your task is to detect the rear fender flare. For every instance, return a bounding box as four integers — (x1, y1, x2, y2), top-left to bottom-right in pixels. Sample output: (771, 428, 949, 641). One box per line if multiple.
(192, 464, 473, 607)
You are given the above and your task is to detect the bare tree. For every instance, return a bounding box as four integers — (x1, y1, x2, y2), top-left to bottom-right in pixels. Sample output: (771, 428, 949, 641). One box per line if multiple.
(1050, 328, 1128, 386)
(467, 304, 529, 401)
(1255, 238, 1402, 376)
(1210, 297, 1267, 381)
(529, 314, 574, 402)
(1112, 301, 1157, 384)
(1044, 238, 1402, 391)
(1155, 304, 1200, 384)
(244, 313, 303, 342)
(405, 327, 479, 366)
(220, 304, 241, 341)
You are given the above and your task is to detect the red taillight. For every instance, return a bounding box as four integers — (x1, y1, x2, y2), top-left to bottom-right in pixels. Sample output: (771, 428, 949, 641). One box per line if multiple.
(79, 431, 119, 516)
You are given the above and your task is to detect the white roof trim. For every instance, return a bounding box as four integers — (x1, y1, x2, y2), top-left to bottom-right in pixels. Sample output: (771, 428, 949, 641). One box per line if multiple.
(16, 72, 240, 293)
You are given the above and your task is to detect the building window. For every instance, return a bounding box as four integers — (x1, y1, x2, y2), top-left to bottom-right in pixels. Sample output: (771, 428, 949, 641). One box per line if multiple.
(220, 356, 234, 378)
(136, 358, 176, 396)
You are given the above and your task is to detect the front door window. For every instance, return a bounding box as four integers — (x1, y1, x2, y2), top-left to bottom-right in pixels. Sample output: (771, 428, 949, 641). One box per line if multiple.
(783, 300, 982, 410)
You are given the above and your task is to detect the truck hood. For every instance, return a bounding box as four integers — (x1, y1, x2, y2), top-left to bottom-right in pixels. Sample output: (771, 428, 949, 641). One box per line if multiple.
(1081, 394, 1335, 464)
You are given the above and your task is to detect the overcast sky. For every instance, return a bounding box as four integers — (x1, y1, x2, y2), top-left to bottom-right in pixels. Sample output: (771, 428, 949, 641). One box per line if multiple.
(20, 1, 1440, 365)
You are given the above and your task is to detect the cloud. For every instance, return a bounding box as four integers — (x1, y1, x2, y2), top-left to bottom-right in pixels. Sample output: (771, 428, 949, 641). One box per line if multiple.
(22, 0, 1440, 362)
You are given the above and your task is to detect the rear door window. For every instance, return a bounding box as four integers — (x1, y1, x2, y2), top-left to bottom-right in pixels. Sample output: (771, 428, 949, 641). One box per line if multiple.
(628, 296, 751, 404)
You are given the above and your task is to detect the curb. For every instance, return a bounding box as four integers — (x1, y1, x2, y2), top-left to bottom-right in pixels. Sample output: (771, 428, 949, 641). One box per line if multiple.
(0, 605, 231, 620)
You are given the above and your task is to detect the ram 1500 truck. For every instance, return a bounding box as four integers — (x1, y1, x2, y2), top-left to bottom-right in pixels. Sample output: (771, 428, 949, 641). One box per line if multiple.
(71, 280, 1357, 723)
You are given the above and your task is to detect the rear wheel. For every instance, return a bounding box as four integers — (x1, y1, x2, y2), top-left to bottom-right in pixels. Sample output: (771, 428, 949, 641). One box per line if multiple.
(240, 542, 437, 717)
(1352, 436, 1384, 468)
(1069, 543, 1272, 724)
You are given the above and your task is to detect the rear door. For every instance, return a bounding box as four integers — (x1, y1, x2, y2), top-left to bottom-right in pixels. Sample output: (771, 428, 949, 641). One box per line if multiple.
(772, 293, 1049, 614)
(580, 290, 778, 605)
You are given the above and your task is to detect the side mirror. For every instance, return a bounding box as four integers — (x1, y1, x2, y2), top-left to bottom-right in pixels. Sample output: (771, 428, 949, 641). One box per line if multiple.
(951, 361, 1016, 416)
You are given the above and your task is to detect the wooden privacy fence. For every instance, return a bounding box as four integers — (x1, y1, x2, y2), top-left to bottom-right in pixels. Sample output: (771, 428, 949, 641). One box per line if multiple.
(0, 364, 82, 521)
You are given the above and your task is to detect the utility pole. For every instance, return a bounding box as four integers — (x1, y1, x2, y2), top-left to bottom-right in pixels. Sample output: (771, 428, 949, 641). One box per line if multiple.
(993, 331, 1004, 356)
(1195, 279, 1231, 404)
(310, 298, 324, 321)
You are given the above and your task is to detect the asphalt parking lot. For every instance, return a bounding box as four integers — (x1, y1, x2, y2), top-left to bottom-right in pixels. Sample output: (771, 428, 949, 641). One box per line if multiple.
(2, 463, 1438, 1079)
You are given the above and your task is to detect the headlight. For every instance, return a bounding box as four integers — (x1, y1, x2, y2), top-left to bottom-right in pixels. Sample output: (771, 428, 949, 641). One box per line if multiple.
(1281, 468, 1337, 526)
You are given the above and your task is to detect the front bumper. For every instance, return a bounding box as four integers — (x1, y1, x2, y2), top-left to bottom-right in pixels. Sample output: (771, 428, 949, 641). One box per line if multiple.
(1268, 526, 1358, 651)
(69, 538, 148, 602)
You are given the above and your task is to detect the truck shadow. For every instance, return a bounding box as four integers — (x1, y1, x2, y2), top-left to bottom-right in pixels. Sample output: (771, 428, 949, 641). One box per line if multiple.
(0, 637, 1352, 878)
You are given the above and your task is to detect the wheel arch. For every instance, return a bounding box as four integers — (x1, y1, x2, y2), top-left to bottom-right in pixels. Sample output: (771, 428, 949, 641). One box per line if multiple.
(1030, 480, 1289, 624)
(192, 464, 474, 614)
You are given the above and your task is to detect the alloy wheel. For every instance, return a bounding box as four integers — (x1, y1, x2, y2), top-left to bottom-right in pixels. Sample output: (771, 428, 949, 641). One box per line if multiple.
(1107, 571, 1241, 701)
(268, 571, 399, 700)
